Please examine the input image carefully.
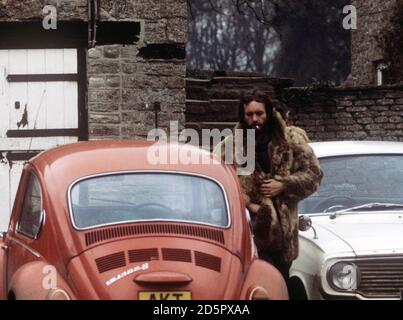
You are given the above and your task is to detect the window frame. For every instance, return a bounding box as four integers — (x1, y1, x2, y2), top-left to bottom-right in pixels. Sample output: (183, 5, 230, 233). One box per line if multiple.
(16, 172, 45, 240)
(68, 170, 232, 231)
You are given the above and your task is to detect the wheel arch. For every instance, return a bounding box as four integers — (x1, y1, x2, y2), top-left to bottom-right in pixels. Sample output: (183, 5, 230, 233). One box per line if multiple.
(240, 259, 289, 300)
(8, 261, 76, 300)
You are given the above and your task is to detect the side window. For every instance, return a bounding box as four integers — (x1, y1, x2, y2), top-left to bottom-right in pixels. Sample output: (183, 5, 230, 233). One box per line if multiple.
(17, 173, 43, 239)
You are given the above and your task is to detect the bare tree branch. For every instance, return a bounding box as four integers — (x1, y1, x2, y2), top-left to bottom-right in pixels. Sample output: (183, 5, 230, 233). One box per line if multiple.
(187, 0, 350, 85)
(208, 0, 224, 14)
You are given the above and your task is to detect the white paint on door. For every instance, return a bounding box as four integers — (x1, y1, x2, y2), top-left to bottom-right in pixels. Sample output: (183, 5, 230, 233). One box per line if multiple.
(0, 48, 80, 231)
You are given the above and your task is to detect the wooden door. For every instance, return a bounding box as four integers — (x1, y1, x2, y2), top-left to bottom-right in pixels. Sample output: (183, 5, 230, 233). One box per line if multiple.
(0, 48, 80, 231)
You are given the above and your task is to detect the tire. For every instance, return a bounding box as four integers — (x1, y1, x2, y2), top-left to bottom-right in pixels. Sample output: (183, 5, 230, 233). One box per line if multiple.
(288, 277, 308, 300)
(7, 291, 16, 300)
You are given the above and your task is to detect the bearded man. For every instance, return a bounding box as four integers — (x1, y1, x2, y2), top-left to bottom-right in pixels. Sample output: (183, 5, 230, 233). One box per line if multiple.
(213, 90, 323, 282)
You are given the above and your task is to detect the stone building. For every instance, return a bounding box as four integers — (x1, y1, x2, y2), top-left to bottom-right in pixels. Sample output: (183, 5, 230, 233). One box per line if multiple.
(0, 0, 187, 141)
(351, 0, 403, 85)
(0, 0, 186, 226)
(186, 1, 403, 145)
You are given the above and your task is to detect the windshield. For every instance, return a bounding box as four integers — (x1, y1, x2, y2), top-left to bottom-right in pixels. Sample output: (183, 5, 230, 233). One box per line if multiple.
(299, 155, 403, 214)
(70, 173, 229, 229)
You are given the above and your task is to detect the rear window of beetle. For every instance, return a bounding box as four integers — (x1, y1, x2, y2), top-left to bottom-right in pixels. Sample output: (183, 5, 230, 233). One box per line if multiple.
(69, 173, 229, 229)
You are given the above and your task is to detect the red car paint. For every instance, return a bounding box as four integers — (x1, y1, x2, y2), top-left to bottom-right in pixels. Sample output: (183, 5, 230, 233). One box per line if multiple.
(0, 141, 288, 300)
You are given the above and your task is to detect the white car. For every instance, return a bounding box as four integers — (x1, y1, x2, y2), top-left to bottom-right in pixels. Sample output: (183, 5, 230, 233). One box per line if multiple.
(290, 141, 403, 300)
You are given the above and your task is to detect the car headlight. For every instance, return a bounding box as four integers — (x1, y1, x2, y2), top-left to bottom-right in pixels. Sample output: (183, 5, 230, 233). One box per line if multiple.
(328, 262, 360, 292)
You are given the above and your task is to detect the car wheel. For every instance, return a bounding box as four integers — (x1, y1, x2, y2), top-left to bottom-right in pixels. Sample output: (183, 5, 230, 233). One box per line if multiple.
(288, 277, 308, 300)
(7, 291, 16, 300)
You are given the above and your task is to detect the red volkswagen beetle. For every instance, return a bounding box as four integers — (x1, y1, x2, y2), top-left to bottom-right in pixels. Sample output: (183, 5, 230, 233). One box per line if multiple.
(0, 141, 287, 300)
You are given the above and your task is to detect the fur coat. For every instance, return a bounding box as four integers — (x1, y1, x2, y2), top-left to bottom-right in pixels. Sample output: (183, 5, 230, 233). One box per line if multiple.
(213, 112, 323, 264)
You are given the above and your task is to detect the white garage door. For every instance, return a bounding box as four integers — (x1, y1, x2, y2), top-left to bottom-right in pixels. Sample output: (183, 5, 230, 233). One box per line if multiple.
(0, 48, 80, 231)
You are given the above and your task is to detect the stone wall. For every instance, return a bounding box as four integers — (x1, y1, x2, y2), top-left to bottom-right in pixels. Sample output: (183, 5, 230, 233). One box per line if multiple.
(87, 45, 186, 139)
(186, 72, 293, 141)
(0, 0, 187, 140)
(0, 0, 87, 21)
(186, 75, 403, 143)
(351, 0, 402, 85)
(285, 85, 403, 141)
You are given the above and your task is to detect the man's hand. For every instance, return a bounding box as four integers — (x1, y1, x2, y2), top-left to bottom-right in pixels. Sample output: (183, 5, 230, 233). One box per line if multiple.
(260, 179, 285, 197)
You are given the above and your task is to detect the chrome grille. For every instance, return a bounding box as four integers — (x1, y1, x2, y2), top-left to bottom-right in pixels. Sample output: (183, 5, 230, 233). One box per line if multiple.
(356, 257, 403, 298)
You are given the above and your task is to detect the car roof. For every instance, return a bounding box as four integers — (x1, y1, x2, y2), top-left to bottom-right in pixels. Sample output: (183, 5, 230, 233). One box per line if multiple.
(29, 140, 235, 186)
(310, 140, 403, 158)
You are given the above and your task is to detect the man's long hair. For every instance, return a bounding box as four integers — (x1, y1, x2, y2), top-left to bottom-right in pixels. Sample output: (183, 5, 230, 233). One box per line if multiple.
(238, 89, 286, 143)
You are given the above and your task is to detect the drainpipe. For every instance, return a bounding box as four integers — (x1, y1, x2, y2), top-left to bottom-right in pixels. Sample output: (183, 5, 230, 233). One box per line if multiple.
(88, 0, 100, 48)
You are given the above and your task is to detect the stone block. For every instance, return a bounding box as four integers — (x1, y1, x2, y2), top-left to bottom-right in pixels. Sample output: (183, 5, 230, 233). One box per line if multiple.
(391, 105, 403, 111)
(369, 106, 390, 111)
(390, 116, 402, 123)
(374, 117, 389, 123)
(89, 60, 121, 74)
(89, 113, 121, 124)
(326, 125, 345, 131)
(346, 106, 368, 112)
(336, 112, 353, 118)
(365, 124, 384, 130)
(121, 46, 140, 59)
(353, 100, 375, 106)
(315, 132, 336, 139)
(336, 131, 354, 139)
(376, 99, 394, 105)
(353, 131, 368, 139)
(356, 117, 373, 124)
(88, 89, 121, 102)
(348, 124, 364, 131)
(105, 76, 121, 87)
(385, 92, 403, 99)
(89, 125, 120, 137)
(88, 103, 119, 112)
(337, 100, 353, 107)
(89, 77, 105, 88)
(104, 46, 121, 59)
(336, 118, 355, 125)
(88, 48, 103, 59)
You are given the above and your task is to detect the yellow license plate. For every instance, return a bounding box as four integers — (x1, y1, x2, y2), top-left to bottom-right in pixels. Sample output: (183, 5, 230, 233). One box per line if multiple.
(139, 291, 192, 300)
